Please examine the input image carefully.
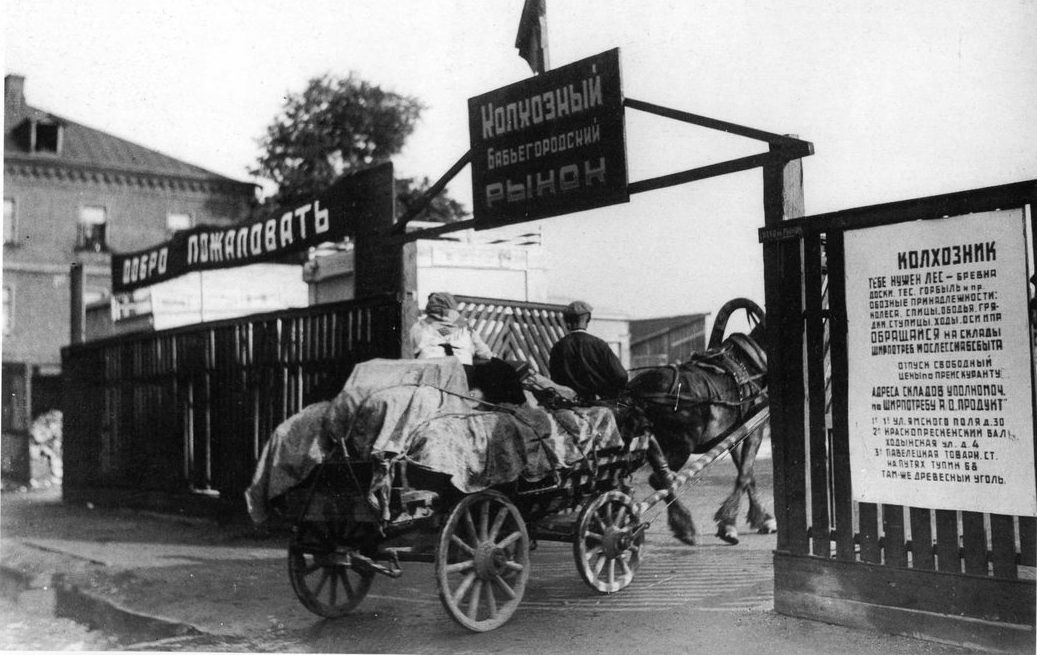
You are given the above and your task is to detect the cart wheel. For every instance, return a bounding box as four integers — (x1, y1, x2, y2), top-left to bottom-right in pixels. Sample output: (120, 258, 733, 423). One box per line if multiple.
(435, 491, 530, 632)
(573, 490, 644, 593)
(288, 520, 374, 618)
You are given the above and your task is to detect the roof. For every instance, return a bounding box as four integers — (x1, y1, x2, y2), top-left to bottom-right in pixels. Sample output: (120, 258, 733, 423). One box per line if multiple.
(4, 75, 254, 190)
(629, 313, 710, 345)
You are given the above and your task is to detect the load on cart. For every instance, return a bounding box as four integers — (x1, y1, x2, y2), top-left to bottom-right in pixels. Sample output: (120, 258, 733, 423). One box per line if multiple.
(246, 356, 651, 631)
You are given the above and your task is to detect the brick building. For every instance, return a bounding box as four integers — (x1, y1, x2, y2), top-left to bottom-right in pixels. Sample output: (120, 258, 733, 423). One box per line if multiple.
(2, 74, 256, 483)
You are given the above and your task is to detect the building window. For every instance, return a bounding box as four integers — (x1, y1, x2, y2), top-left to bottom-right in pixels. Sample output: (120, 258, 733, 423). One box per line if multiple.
(3, 198, 15, 245)
(2, 285, 12, 335)
(76, 205, 108, 252)
(166, 212, 192, 234)
(32, 119, 62, 154)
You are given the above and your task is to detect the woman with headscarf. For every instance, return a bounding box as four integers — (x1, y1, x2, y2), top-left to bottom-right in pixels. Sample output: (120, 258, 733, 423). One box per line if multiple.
(408, 292, 526, 404)
(409, 292, 493, 364)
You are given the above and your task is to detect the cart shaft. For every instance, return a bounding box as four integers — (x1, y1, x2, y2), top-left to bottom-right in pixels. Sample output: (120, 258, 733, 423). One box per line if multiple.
(635, 406, 770, 514)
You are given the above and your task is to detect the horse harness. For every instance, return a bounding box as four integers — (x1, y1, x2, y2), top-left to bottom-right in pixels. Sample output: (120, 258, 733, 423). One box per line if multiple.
(637, 334, 767, 413)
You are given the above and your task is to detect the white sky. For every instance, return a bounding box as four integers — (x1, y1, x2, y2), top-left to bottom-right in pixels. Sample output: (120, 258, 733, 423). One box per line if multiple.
(5, 0, 1037, 319)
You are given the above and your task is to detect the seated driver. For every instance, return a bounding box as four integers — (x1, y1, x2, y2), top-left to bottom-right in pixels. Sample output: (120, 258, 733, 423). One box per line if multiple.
(549, 301, 628, 402)
(409, 292, 526, 404)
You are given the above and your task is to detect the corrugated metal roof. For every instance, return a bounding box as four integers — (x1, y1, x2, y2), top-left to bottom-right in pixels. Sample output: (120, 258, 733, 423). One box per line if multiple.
(5, 88, 252, 187)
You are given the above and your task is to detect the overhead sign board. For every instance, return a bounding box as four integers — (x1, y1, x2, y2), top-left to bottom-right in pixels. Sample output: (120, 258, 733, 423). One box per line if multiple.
(844, 209, 1036, 516)
(110, 164, 391, 294)
(468, 48, 628, 229)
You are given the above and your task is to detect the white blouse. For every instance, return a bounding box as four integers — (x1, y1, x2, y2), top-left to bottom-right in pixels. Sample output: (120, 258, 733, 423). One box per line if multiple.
(408, 318, 493, 365)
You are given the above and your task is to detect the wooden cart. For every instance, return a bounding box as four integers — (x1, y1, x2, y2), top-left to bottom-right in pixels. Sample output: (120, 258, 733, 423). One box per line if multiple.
(281, 423, 651, 632)
(280, 395, 769, 632)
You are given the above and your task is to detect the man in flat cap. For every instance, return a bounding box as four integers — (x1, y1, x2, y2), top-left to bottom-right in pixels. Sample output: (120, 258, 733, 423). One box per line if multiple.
(549, 301, 628, 402)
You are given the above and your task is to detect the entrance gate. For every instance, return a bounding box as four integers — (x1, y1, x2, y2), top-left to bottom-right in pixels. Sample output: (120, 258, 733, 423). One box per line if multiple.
(761, 180, 1036, 651)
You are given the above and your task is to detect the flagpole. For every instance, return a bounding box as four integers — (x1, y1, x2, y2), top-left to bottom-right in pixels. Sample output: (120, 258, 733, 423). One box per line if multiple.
(516, 0, 549, 75)
(537, 0, 549, 74)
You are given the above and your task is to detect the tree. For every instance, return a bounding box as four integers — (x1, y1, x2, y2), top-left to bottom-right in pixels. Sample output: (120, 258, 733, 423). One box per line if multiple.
(252, 73, 468, 223)
(396, 176, 469, 224)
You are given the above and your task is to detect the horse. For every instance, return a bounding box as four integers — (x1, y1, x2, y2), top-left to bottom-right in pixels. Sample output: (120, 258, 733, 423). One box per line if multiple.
(621, 298, 777, 546)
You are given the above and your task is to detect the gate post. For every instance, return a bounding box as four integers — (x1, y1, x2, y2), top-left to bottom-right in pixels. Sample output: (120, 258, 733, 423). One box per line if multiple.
(70, 261, 84, 345)
(762, 143, 807, 554)
(399, 240, 419, 357)
(347, 162, 412, 356)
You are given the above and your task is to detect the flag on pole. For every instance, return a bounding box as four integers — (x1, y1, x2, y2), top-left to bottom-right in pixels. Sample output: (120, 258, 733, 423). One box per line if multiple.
(515, 0, 548, 74)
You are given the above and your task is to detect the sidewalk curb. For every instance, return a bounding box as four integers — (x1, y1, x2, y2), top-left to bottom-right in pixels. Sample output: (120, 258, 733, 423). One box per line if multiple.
(52, 573, 206, 644)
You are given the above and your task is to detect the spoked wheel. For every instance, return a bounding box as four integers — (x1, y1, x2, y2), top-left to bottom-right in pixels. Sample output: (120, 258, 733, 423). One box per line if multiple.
(288, 520, 375, 618)
(573, 490, 645, 593)
(435, 491, 530, 632)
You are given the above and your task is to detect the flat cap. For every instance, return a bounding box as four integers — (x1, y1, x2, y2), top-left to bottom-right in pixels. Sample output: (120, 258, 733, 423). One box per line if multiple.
(563, 300, 593, 317)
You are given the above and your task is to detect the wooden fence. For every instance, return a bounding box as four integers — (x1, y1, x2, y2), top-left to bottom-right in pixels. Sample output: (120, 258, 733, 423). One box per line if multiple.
(62, 295, 402, 510)
(761, 181, 1036, 651)
(61, 294, 569, 513)
(457, 295, 569, 373)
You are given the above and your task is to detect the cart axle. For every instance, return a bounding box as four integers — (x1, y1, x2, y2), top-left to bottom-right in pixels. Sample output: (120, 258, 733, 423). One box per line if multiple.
(351, 552, 403, 579)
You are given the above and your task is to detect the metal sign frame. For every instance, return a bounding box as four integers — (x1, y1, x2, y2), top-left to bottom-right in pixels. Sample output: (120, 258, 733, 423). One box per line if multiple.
(395, 48, 813, 241)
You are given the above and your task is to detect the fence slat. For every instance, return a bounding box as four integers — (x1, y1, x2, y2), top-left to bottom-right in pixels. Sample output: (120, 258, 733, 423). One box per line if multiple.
(1020, 517, 1036, 567)
(882, 505, 907, 568)
(935, 510, 961, 573)
(989, 514, 1017, 579)
(804, 234, 830, 558)
(962, 511, 988, 576)
(763, 237, 807, 554)
(909, 508, 935, 570)
(825, 232, 855, 561)
(860, 502, 882, 563)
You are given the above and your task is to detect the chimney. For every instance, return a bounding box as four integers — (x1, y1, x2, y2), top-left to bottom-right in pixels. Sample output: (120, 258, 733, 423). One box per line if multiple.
(5, 74, 26, 112)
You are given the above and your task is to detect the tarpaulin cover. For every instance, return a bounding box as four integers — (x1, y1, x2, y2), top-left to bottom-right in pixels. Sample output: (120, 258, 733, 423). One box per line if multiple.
(244, 400, 332, 524)
(245, 358, 622, 523)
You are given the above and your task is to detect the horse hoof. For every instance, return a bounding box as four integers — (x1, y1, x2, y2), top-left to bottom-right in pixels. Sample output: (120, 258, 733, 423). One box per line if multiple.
(757, 519, 777, 534)
(716, 525, 739, 545)
(673, 532, 697, 546)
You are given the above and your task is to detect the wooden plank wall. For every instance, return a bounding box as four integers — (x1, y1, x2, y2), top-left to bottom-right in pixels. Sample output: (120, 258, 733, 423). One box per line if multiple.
(61, 295, 401, 506)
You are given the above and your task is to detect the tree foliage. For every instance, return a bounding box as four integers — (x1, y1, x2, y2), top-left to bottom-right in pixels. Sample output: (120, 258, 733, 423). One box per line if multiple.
(252, 73, 468, 222)
(396, 176, 469, 224)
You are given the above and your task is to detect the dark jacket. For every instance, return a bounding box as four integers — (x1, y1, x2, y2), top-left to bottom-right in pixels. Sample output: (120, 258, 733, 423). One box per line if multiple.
(549, 330, 628, 400)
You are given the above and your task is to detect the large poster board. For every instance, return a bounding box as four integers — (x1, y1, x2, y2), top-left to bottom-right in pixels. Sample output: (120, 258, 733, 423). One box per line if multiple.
(467, 48, 628, 229)
(845, 209, 1036, 516)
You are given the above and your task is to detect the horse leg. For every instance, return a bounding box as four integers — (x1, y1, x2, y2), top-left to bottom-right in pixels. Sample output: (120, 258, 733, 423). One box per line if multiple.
(742, 427, 777, 534)
(712, 422, 767, 544)
(713, 445, 745, 545)
(717, 426, 776, 535)
(646, 436, 697, 546)
(746, 479, 777, 534)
